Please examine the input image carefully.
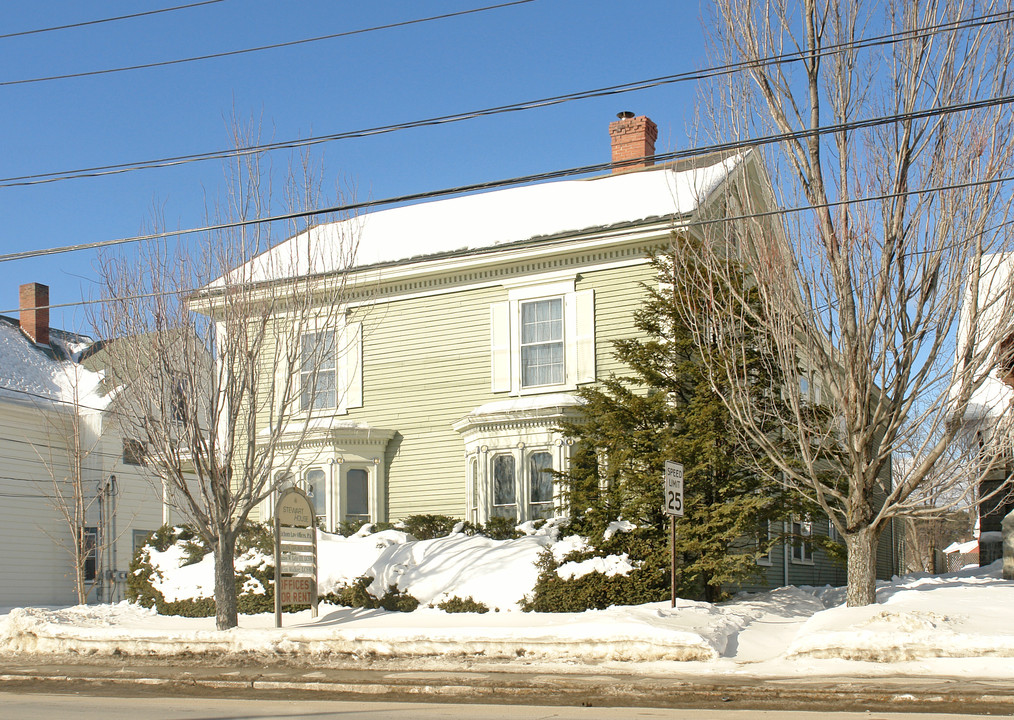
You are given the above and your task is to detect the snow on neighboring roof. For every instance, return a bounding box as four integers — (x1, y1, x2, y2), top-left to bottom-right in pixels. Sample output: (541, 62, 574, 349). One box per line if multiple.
(227, 156, 744, 285)
(0, 318, 106, 410)
(966, 375, 1014, 419)
(943, 539, 979, 555)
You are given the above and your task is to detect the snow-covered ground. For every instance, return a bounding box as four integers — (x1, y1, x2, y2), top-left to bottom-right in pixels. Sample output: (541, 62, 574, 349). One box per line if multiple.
(1, 523, 1012, 681)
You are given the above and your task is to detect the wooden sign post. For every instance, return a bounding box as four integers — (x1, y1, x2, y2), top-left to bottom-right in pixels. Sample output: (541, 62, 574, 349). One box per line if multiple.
(274, 486, 318, 628)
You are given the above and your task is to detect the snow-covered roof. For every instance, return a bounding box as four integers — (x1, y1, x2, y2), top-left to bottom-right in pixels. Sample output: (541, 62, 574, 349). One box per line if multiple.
(225, 155, 744, 285)
(465, 393, 585, 418)
(0, 316, 105, 410)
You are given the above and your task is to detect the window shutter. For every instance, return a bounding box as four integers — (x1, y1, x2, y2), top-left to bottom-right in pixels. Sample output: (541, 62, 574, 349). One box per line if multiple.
(490, 301, 511, 393)
(341, 322, 363, 409)
(574, 289, 596, 384)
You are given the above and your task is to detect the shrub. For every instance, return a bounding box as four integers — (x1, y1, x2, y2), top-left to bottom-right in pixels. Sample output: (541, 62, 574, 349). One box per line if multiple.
(322, 575, 419, 612)
(437, 596, 489, 614)
(481, 515, 522, 540)
(398, 514, 460, 540)
(128, 523, 282, 617)
(522, 526, 670, 612)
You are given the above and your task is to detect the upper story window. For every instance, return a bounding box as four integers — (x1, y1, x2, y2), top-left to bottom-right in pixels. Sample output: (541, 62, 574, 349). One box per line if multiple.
(123, 438, 146, 466)
(289, 322, 364, 415)
(300, 330, 337, 411)
(490, 276, 595, 395)
(789, 516, 813, 564)
(520, 298, 564, 387)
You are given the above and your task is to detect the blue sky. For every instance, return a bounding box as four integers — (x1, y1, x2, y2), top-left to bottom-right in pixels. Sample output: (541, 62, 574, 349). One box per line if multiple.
(0, 0, 708, 331)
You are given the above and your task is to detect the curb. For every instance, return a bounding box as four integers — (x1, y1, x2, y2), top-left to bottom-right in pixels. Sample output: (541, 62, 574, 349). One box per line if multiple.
(2, 667, 1014, 713)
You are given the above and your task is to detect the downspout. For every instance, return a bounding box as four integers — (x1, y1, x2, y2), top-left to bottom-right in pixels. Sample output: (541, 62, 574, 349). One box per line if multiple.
(783, 520, 789, 586)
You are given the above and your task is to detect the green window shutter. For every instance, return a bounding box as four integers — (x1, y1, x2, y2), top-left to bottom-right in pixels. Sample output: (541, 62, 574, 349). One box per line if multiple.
(490, 301, 511, 393)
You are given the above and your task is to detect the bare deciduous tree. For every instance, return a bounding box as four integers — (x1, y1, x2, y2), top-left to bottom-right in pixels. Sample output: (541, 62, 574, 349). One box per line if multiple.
(681, 0, 1014, 605)
(92, 135, 360, 629)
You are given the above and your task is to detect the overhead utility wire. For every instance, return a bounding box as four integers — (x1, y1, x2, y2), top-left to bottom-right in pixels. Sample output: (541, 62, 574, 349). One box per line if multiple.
(0, 0, 537, 88)
(0, 0, 228, 40)
(2, 9, 1009, 189)
(6, 169, 1013, 320)
(2, 89, 1012, 266)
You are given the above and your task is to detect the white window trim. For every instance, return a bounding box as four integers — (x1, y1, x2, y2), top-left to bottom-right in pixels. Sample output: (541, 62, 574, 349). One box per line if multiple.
(491, 278, 594, 395)
(756, 520, 774, 567)
(288, 320, 363, 417)
(789, 516, 814, 565)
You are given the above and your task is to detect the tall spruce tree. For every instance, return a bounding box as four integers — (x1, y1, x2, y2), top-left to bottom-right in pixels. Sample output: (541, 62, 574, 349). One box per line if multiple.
(556, 247, 809, 603)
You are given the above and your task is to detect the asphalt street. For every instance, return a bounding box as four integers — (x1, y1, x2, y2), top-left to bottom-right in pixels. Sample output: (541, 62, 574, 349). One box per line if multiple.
(1, 654, 1012, 715)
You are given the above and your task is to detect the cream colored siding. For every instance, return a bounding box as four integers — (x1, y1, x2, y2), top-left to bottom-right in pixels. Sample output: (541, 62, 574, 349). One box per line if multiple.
(329, 262, 654, 521)
(579, 262, 654, 378)
(349, 286, 501, 519)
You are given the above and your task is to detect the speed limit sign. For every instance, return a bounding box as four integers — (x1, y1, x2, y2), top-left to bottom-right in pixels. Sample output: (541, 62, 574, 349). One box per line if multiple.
(663, 461, 684, 517)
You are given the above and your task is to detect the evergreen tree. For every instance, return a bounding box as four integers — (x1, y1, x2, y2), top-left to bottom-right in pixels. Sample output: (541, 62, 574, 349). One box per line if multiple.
(553, 246, 808, 604)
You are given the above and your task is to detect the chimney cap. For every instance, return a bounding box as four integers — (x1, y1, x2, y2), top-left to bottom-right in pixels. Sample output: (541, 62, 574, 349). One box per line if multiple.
(616, 111, 635, 120)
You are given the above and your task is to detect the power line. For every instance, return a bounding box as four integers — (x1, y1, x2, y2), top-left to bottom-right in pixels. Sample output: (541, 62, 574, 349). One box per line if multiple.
(0, 1, 228, 40)
(0, 0, 537, 88)
(3, 159, 1012, 319)
(2, 88, 1012, 266)
(2, 9, 1009, 189)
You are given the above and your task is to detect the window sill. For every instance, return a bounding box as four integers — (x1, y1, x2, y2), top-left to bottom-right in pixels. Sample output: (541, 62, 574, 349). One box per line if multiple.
(515, 382, 577, 396)
(789, 558, 815, 566)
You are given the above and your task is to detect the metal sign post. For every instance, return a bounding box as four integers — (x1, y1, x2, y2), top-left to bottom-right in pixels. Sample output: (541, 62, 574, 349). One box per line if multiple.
(663, 460, 684, 609)
(274, 487, 318, 628)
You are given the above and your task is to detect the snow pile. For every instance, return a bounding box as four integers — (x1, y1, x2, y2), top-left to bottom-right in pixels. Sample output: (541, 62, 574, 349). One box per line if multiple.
(787, 562, 1014, 661)
(557, 553, 636, 580)
(142, 523, 568, 610)
(318, 527, 557, 609)
(3, 533, 1014, 670)
(146, 543, 270, 603)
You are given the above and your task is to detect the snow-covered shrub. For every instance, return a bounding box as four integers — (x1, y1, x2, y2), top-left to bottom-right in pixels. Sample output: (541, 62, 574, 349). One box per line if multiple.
(321, 575, 419, 612)
(436, 596, 490, 613)
(523, 523, 667, 612)
(398, 514, 481, 540)
(482, 515, 523, 540)
(128, 524, 279, 618)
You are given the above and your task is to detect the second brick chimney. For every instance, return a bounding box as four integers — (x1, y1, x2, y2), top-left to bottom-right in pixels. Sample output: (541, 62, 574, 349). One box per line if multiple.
(19, 282, 50, 345)
(609, 112, 658, 173)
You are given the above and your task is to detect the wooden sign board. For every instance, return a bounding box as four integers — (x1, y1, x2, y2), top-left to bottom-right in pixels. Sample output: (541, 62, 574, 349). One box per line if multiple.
(274, 486, 319, 627)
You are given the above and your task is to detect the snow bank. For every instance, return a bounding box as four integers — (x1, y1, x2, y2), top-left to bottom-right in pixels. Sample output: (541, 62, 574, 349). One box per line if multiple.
(788, 562, 1014, 661)
(4, 530, 1014, 670)
(0, 601, 727, 662)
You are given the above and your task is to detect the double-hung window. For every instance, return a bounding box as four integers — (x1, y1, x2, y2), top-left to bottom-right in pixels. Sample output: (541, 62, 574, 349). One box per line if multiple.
(789, 517, 813, 564)
(490, 276, 595, 395)
(520, 299, 564, 387)
(300, 330, 336, 411)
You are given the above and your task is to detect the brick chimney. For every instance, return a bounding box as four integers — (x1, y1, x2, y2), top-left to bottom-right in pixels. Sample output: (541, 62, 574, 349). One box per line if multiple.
(19, 282, 49, 345)
(609, 112, 658, 173)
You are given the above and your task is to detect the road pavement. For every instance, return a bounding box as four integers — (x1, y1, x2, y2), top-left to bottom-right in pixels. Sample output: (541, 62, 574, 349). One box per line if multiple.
(0, 692, 1004, 720)
(1, 654, 1012, 714)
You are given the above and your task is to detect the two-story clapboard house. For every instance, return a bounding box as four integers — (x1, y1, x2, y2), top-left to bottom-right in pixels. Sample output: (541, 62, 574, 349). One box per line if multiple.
(218, 115, 889, 587)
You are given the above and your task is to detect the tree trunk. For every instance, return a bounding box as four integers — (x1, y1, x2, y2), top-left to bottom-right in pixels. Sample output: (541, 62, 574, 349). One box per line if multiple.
(845, 526, 879, 607)
(213, 533, 238, 630)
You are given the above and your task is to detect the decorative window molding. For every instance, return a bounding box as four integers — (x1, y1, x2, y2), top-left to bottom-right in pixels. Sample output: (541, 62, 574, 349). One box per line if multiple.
(292, 321, 363, 416)
(490, 277, 595, 395)
(453, 394, 583, 523)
